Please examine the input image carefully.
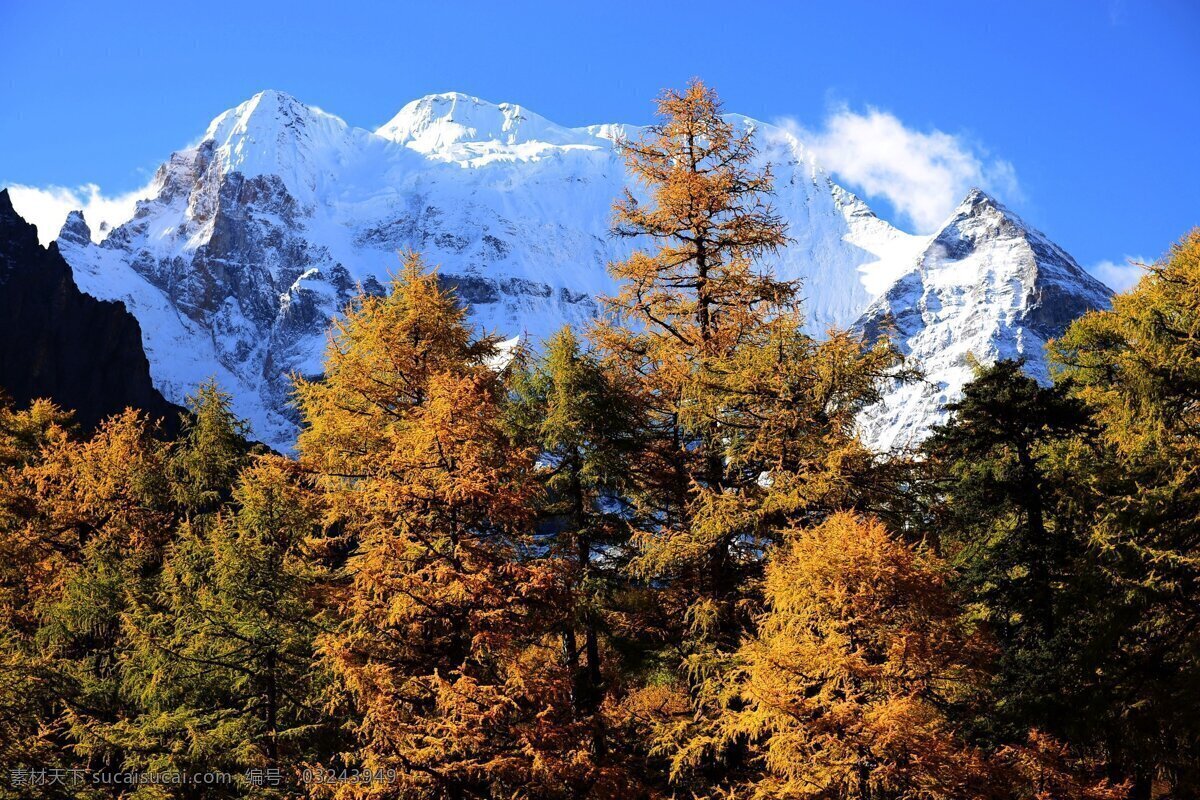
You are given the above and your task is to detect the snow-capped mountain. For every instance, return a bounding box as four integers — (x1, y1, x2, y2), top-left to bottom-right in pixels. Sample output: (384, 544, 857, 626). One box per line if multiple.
(854, 189, 1112, 450)
(54, 90, 924, 449)
(40, 90, 1111, 452)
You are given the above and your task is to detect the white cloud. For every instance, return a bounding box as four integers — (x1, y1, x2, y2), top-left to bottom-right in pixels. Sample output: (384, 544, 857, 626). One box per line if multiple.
(1089, 256, 1149, 293)
(3, 183, 151, 247)
(780, 106, 1020, 233)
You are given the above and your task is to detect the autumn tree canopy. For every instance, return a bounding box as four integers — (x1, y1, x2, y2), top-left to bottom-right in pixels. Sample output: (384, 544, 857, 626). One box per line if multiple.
(0, 84, 1194, 800)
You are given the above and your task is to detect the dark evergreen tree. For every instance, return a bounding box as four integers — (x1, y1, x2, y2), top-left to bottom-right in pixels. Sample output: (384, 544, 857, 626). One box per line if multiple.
(923, 359, 1100, 743)
(117, 457, 336, 796)
(506, 327, 651, 779)
(1052, 230, 1200, 797)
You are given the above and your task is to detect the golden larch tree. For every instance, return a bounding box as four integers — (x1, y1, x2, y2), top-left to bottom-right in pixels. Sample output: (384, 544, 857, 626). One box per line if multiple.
(595, 81, 906, 791)
(298, 254, 612, 798)
(718, 513, 1122, 800)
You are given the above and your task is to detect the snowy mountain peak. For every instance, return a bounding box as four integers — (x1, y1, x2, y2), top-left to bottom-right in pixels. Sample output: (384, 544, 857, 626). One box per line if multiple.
(929, 187, 1107, 302)
(935, 187, 1063, 255)
(200, 90, 357, 192)
(205, 90, 345, 143)
(959, 185, 999, 208)
(854, 187, 1111, 451)
(47, 91, 1099, 455)
(375, 92, 588, 152)
(931, 187, 1019, 250)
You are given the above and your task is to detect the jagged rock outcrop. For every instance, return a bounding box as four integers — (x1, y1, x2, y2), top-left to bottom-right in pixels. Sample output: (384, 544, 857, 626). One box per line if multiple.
(0, 190, 181, 432)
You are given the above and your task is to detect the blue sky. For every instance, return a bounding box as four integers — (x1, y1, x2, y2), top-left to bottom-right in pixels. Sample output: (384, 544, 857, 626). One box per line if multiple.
(1, 0, 1196, 289)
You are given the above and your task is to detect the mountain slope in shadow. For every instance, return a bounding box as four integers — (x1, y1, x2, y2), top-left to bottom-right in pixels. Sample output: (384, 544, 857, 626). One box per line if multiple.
(0, 189, 181, 432)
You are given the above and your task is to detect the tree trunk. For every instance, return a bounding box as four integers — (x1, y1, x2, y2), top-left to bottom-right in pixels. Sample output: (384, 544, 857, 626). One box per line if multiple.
(264, 649, 279, 764)
(1015, 439, 1055, 637)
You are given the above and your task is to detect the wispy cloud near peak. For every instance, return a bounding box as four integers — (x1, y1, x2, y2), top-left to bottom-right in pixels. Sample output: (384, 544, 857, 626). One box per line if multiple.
(779, 106, 1020, 234)
(3, 183, 151, 247)
(1090, 255, 1149, 293)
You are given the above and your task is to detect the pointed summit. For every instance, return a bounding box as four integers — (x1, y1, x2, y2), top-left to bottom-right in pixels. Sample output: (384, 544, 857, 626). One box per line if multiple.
(0, 189, 41, 258)
(375, 92, 585, 151)
(200, 89, 359, 198)
(204, 89, 344, 141)
(929, 187, 1108, 300)
(938, 187, 1015, 225)
(57, 210, 92, 247)
(855, 189, 1111, 451)
(927, 187, 1030, 261)
(959, 186, 1000, 208)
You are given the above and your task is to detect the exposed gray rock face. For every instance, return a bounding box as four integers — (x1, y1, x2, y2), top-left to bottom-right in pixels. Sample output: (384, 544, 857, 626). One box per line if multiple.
(44, 92, 1110, 453)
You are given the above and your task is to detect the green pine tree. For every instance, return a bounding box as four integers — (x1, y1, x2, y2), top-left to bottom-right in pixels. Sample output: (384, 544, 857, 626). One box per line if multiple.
(117, 457, 336, 796)
(506, 327, 651, 781)
(922, 359, 1102, 744)
(170, 380, 254, 516)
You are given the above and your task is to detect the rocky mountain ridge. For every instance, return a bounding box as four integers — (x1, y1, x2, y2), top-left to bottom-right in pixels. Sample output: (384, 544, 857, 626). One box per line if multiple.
(0, 190, 181, 432)
(855, 189, 1111, 449)
(35, 90, 1109, 450)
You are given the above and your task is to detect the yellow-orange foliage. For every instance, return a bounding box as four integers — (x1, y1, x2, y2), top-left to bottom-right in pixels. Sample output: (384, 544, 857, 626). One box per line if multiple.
(296, 251, 488, 480)
(16, 407, 170, 575)
(594, 82, 908, 794)
(0, 398, 78, 769)
(722, 513, 994, 799)
(606, 79, 790, 358)
(0, 399, 75, 617)
(596, 80, 899, 623)
(0, 405, 171, 774)
(299, 254, 612, 797)
(1052, 230, 1200, 460)
(699, 513, 1122, 800)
